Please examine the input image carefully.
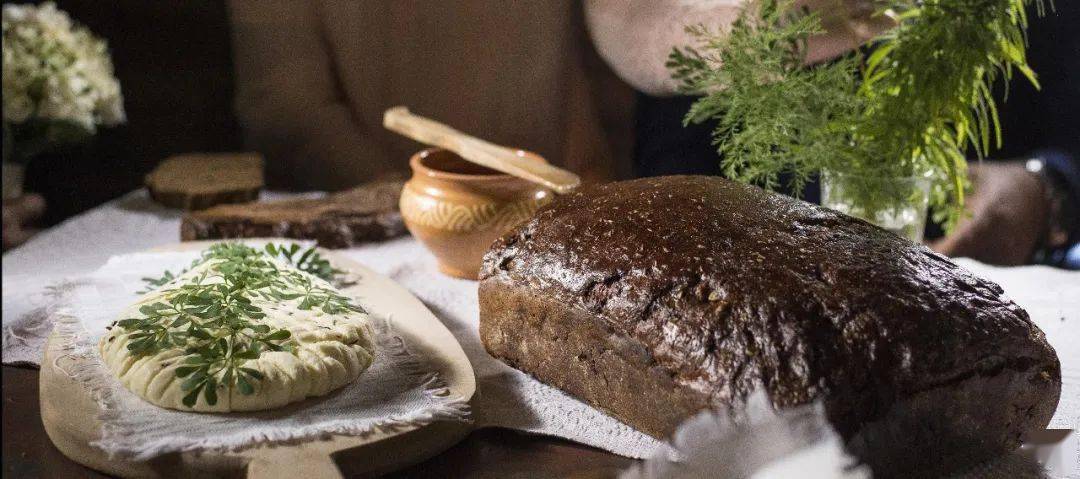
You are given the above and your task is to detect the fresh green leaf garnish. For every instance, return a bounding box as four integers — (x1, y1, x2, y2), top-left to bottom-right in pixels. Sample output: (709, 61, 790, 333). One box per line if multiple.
(140, 242, 348, 293)
(669, 0, 1046, 230)
(118, 242, 366, 408)
(264, 242, 347, 284)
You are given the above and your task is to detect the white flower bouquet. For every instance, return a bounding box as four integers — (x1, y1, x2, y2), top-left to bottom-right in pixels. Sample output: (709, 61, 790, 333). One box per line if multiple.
(2, 2, 125, 165)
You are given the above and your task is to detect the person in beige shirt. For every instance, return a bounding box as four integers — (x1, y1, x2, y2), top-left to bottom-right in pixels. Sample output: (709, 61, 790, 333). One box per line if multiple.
(228, 1, 637, 191)
(229, 1, 882, 192)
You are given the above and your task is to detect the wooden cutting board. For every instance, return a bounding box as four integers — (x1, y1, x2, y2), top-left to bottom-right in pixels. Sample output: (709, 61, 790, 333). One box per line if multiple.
(40, 241, 476, 478)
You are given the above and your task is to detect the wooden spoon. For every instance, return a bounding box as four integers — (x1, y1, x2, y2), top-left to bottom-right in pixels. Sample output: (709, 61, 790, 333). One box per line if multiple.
(383, 106, 581, 194)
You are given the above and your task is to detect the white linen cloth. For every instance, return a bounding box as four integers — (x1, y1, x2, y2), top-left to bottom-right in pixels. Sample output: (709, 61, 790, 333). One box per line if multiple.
(622, 393, 872, 479)
(3, 190, 1078, 462)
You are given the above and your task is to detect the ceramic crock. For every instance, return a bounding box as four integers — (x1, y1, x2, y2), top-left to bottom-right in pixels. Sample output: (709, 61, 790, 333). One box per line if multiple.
(400, 148, 553, 279)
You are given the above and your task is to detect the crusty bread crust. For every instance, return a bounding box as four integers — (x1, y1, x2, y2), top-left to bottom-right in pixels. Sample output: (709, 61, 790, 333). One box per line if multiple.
(145, 153, 264, 210)
(479, 176, 1060, 476)
(181, 180, 407, 248)
(480, 279, 709, 438)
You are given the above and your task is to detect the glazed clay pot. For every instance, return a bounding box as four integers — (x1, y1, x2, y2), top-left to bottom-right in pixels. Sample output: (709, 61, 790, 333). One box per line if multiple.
(400, 148, 553, 279)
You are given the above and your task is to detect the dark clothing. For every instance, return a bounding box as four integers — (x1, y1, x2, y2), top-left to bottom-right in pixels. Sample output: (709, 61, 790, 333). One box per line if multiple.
(633, 96, 717, 176)
(994, 2, 1080, 165)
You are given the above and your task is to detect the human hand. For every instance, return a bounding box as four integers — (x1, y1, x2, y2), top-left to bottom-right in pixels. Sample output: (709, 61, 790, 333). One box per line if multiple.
(798, 0, 895, 65)
(2, 193, 46, 251)
(930, 162, 1049, 265)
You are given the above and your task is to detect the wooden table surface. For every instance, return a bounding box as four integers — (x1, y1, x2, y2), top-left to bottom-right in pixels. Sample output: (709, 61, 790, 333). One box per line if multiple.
(2, 365, 636, 478)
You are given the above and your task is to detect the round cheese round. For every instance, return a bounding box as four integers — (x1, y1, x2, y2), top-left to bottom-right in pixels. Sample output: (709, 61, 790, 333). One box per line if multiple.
(98, 249, 376, 412)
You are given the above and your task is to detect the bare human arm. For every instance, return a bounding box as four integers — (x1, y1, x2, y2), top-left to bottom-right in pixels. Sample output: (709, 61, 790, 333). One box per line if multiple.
(228, 1, 393, 191)
(584, 0, 892, 97)
(930, 161, 1053, 266)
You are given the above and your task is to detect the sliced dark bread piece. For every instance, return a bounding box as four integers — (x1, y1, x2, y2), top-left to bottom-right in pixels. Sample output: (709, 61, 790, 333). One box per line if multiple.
(146, 153, 264, 210)
(181, 179, 407, 248)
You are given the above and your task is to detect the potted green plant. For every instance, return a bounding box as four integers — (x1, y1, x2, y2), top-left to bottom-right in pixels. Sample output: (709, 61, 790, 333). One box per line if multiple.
(668, 0, 1044, 241)
(2, 2, 125, 199)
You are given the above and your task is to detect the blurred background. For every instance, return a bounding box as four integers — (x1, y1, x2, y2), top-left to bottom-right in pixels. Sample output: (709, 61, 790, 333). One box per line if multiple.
(9, 0, 241, 224)
(3, 0, 1078, 267)
(5, 1, 639, 221)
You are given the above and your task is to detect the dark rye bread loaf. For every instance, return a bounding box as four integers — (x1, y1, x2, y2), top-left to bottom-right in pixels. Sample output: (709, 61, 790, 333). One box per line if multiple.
(479, 176, 1060, 475)
(181, 180, 407, 248)
(146, 153, 264, 210)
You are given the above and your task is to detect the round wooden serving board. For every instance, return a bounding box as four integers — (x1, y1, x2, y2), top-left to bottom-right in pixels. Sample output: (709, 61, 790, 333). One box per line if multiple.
(40, 241, 477, 478)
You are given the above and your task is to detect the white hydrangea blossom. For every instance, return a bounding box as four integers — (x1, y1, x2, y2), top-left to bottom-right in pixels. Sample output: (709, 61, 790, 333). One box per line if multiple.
(2, 2, 125, 133)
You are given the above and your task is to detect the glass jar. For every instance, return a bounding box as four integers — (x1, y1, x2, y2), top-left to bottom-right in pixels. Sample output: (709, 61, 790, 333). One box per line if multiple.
(820, 170, 932, 243)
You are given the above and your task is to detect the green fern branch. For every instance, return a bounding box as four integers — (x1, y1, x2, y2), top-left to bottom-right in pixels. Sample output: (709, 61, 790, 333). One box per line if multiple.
(669, 0, 1045, 230)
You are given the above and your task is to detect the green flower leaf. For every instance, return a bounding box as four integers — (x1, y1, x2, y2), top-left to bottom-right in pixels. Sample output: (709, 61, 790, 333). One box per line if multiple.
(117, 242, 367, 408)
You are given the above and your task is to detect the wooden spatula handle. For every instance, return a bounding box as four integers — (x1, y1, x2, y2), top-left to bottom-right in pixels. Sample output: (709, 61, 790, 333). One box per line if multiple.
(383, 106, 581, 194)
